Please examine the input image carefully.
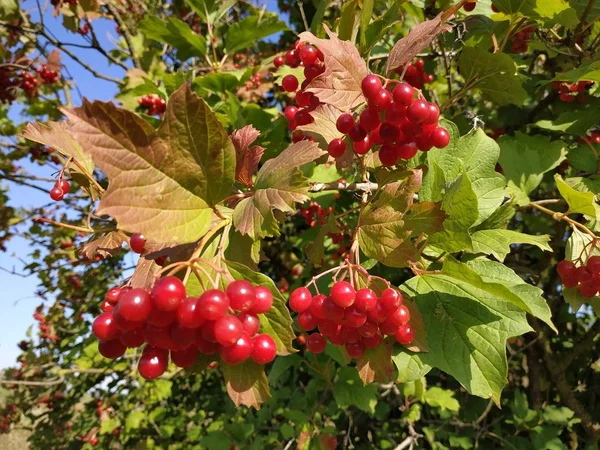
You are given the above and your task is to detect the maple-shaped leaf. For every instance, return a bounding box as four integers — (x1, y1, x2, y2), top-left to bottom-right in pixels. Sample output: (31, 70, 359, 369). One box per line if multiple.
(298, 25, 369, 111)
(385, 12, 452, 75)
(297, 104, 343, 151)
(356, 338, 395, 384)
(357, 169, 446, 267)
(233, 141, 326, 239)
(129, 255, 161, 290)
(221, 360, 271, 408)
(61, 84, 235, 244)
(230, 125, 264, 187)
(80, 231, 128, 260)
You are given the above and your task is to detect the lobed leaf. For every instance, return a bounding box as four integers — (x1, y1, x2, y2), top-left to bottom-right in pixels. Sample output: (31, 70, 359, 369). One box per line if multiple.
(221, 360, 271, 409)
(471, 229, 552, 261)
(225, 13, 289, 54)
(230, 125, 264, 187)
(80, 231, 128, 260)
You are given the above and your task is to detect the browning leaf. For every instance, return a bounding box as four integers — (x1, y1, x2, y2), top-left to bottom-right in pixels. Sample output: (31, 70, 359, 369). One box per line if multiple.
(298, 25, 369, 111)
(230, 125, 264, 187)
(356, 338, 395, 384)
(80, 231, 128, 260)
(385, 13, 452, 75)
(46, 50, 61, 71)
(221, 360, 271, 408)
(61, 84, 234, 244)
(297, 103, 344, 150)
(129, 255, 161, 290)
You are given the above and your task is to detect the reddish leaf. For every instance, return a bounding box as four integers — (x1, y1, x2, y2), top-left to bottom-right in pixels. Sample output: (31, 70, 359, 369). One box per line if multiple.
(230, 125, 264, 187)
(357, 338, 395, 384)
(385, 12, 452, 75)
(298, 25, 369, 111)
(129, 256, 161, 290)
(297, 104, 343, 151)
(46, 50, 61, 71)
(80, 231, 128, 260)
(221, 360, 271, 408)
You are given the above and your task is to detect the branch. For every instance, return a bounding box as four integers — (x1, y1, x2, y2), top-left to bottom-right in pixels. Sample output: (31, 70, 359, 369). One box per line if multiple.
(105, 4, 142, 69)
(309, 181, 379, 193)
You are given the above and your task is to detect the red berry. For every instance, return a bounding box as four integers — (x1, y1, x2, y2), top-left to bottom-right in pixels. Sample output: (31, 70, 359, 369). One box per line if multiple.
(358, 321, 378, 338)
(328, 138, 347, 158)
(251, 334, 277, 364)
(299, 45, 318, 65)
(105, 287, 121, 305)
(463, 2, 476, 12)
(195, 335, 218, 354)
(289, 287, 312, 312)
(250, 286, 273, 314)
(386, 103, 407, 125)
(171, 346, 199, 368)
(49, 187, 64, 201)
(129, 233, 146, 254)
(379, 317, 401, 335)
(379, 122, 401, 143)
(397, 142, 419, 159)
(118, 288, 153, 322)
(170, 322, 197, 347)
(348, 123, 367, 142)
(353, 134, 372, 155)
(227, 280, 255, 312)
(295, 109, 313, 126)
(143, 324, 176, 350)
(395, 324, 415, 345)
(340, 325, 360, 343)
(367, 301, 387, 323)
(346, 341, 365, 359)
(285, 49, 300, 67)
(392, 82, 414, 106)
(557, 260, 577, 278)
(336, 113, 355, 134)
(380, 288, 402, 311)
(284, 106, 298, 121)
(152, 276, 186, 312)
(298, 310, 318, 331)
(425, 103, 440, 125)
(389, 305, 411, 326)
(176, 297, 203, 328)
(491, 3, 499, 12)
(330, 281, 356, 308)
(197, 289, 229, 320)
(119, 329, 145, 348)
(214, 315, 244, 346)
(112, 307, 144, 332)
(361, 74, 383, 99)
(306, 333, 326, 353)
(56, 179, 70, 193)
(379, 144, 399, 167)
(359, 107, 381, 131)
(238, 312, 261, 336)
(295, 90, 311, 107)
(304, 64, 322, 82)
(354, 288, 377, 312)
(100, 300, 114, 312)
(344, 307, 367, 328)
(370, 89, 392, 111)
(146, 307, 176, 328)
(579, 281, 598, 298)
(363, 333, 382, 348)
(323, 297, 345, 323)
(92, 312, 120, 341)
(220, 333, 252, 365)
(588, 256, 600, 273)
(138, 345, 169, 380)
(576, 266, 593, 283)
(407, 99, 430, 123)
(319, 319, 339, 337)
(282, 74, 299, 92)
(98, 339, 126, 359)
(274, 55, 285, 68)
(562, 276, 578, 288)
(310, 294, 327, 319)
(430, 127, 450, 148)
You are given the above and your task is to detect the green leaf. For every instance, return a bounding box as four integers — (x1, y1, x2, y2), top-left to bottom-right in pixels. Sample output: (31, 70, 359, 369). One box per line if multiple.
(225, 260, 296, 355)
(535, 106, 600, 135)
(306, 215, 339, 267)
(402, 260, 535, 404)
(310, 0, 331, 35)
(498, 133, 567, 205)
(99, 418, 119, 435)
(139, 17, 206, 59)
(542, 406, 575, 425)
(493, 0, 578, 27)
(125, 411, 146, 432)
(185, 0, 236, 23)
(225, 13, 289, 54)
(62, 84, 235, 244)
(356, 337, 395, 384)
(337, 0, 359, 41)
(424, 387, 460, 412)
(458, 47, 527, 105)
(332, 367, 378, 413)
(359, 0, 374, 49)
(0, 0, 18, 19)
(233, 141, 326, 239)
(362, 1, 401, 54)
(555, 174, 599, 219)
(471, 229, 552, 261)
(552, 60, 600, 83)
(221, 359, 271, 408)
(357, 169, 445, 267)
(192, 72, 242, 96)
(567, 144, 598, 173)
(392, 348, 432, 383)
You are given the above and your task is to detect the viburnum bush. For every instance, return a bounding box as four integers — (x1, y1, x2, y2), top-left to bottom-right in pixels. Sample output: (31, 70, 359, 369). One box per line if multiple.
(2, 0, 600, 448)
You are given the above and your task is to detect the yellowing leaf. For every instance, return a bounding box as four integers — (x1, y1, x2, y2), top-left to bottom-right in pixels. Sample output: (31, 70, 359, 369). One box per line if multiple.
(221, 360, 271, 409)
(297, 104, 344, 151)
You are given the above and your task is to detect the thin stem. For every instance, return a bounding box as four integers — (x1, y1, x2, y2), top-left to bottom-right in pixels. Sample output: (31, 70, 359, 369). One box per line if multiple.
(529, 202, 598, 239)
(32, 217, 94, 233)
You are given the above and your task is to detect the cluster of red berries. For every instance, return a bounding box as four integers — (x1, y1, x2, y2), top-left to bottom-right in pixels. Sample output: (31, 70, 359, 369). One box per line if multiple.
(275, 41, 325, 136)
(553, 80, 594, 103)
(51, 0, 77, 6)
(394, 59, 433, 89)
(299, 200, 334, 228)
(328, 75, 449, 166)
(138, 94, 166, 116)
(49, 178, 70, 202)
(557, 257, 600, 297)
(79, 23, 90, 35)
(19, 70, 39, 96)
(0, 404, 18, 433)
(92, 277, 278, 379)
(0, 68, 20, 104)
(463, 1, 499, 12)
(510, 25, 536, 53)
(233, 51, 263, 69)
(289, 282, 414, 359)
(33, 309, 58, 342)
(36, 64, 60, 84)
(580, 131, 600, 145)
(244, 72, 262, 91)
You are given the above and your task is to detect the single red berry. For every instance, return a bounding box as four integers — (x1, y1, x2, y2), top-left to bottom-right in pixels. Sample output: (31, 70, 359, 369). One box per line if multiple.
(118, 288, 153, 322)
(579, 281, 598, 298)
(146, 307, 177, 328)
(361, 74, 383, 100)
(98, 339, 126, 359)
(369, 89, 392, 111)
(354, 288, 377, 312)
(238, 312, 261, 336)
(285, 49, 300, 67)
(100, 300, 114, 312)
(251, 334, 277, 364)
(49, 187, 64, 201)
(105, 287, 121, 305)
(298, 310, 318, 331)
(323, 297, 346, 323)
(214, 315, 244, 346)
(389, 305, 411, 326)
(195, 334, 218, 354)
(371, 126, 383, 145)
(304, 64, 322, 82)
(380, 288, 402, 311)
(348, 123, 367, 142)
(577, 266, 593, 283)
(379, 144, 399, 167)
(328, 138, 347, 158)
(220, 333, 252, 365)
(295, 109, 314, 126)
(250, 286, 273, 314)
(340, 325, 360, 343)
(295, 90, 311, 107)
(282, 74, 299, 92)
(299, 45, 318, 65)
(138, 345, 169, 380)
(336, 113, 355, 134)
(129, 233, 146, 254)
(353, 134, 372, 155)
(176, 297, 203, 328)
(143, 324, 176, 350)
(359, 107, 381, 131)
(562, 276, 578, 288)
(397, 142, 419, 159)
(380, 316, 401, 335)
(425, 103, 440, 125)
(56, 179, 70, 193)
(346, 341, 365, 358)
(319, 319, 339, 337)
(379, 122, 400, 143)
(306, 333, 326, 353)
(463, 2, 476, 12)
(152, 276, 186, 312)
(557, 260, 577, 279)
(386, 102, 407, 125)
(289, 287, 312, 312)
(92, 312, 120, 341)
(407, 99, 430, 123)
(112, 307, 144, 332)
(284, 106, 298, 121)
(395, 324, 415, 345)
(367, 301, 387, 324)
(310, 294, 327, 319)
(197, 289, 229, 320)
(358, 321, 379, 338)
(491, 3, 499, 12)
(274, 55, 285, 68)
(392, 82, 414, 106)
(170, 322, 197, 347)
(344, 307, 367, 328)
(119, 329, 145, 348)
(330, 281, 356, 308)
(587, 256, 600, 273)
(430, 127, 450, 148)
(171, 346, 199, 368)
(363, 333, 382, 348)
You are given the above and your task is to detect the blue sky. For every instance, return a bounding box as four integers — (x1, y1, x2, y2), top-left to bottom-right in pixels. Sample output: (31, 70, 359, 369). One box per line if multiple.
(1, 1, 286, 368)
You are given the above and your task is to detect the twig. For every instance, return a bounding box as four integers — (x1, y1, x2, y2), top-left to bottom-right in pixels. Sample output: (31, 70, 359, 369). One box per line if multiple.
(105, 4, 142, 69)
(297, 0, 310, 31)
(310, 181, 379, 193)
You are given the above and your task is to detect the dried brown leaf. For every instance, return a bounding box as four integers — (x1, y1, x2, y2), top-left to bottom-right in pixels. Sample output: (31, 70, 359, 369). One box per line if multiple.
(385, 13, 453, 75)
(80, 231, 128, 260)
(230, 125, 264, 187)
(46, 50, 61, 72)
(357, 338, 395, 384)
(129, 255, 161, 290)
